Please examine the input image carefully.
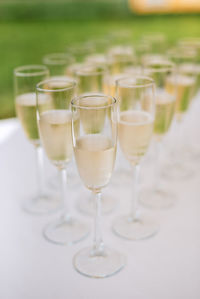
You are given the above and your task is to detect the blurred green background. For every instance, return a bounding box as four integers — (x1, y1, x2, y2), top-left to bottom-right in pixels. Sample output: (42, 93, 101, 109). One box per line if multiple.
(1, 0, 200, 119)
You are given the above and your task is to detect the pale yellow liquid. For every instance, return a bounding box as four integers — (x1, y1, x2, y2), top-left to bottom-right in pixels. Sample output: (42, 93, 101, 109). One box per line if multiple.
(39, 110, 78, 167)
(166, 75, 195, 118)
(154, 90, 175, 136)
(74, 134, 116, 191)
(16, 92, 49, 146)
(108, 46, 134, 74)
(77, 66, 105, 94)
(79, 97, 107, 134)
(119, 110, 153, 166)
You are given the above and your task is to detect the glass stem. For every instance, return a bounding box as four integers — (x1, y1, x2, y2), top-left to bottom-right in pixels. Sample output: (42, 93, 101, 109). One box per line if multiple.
(176, 118, 184, 153)
(153, 140, 162, 192)
(59, 167, 71, 222)
(35, 146, 45, 198)
(92, 191, 104, 256)
(131, 164, 140, 221)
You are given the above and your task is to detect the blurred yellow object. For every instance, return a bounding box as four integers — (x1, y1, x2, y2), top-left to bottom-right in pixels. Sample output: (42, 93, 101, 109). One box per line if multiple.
(129, 0, 200, 14)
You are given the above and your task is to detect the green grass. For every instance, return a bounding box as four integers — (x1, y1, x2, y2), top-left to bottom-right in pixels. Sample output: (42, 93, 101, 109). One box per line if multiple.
(1, 15, 200, 119)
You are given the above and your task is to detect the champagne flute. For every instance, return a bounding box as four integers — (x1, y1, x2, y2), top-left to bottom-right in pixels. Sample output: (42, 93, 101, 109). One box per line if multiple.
(72, 93, 125, 278)
(103, 73, 133, 184)
(43, 53, 76, 190)
(14, 65, 61, 214)
(162, 50, 197, 179)
(75, 64, 118, 215)
(86, 38, 110, 54)
(67, 42, 94, 62)
(43, 53, 75, 76)
(112, 76, 159, 240)
(36, 77, 89, 245)
(107, 45, 135, 74)
(135, 41, 152, 65)
(140, 60, 177, 209)
(75, 64, 107, 94)
(141, 33, 167, 54)
(178, 37, 200, 61)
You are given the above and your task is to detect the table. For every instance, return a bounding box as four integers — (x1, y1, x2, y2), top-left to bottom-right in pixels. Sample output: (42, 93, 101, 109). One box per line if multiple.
(0, 118, 200, 299)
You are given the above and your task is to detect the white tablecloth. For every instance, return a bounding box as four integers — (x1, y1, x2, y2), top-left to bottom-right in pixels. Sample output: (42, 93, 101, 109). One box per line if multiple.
(0, 118, 200, 299)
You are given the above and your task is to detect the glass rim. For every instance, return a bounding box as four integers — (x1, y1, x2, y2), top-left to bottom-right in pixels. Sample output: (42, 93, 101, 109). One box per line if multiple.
(14, 65, 49, 77)
(36, 77, 77, 93)
(75, 64, 108, 76)
(43, 53, 75, 65)
(144, 60, 175, 73)
(116, 75, 155, 89)
(71, 93, 117, 110)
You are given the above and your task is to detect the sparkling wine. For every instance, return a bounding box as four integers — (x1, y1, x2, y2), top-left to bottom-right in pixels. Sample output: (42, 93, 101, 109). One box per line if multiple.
(74, 134, 116, 191)
(77, 66, 105, 94)
(39, 109, 79, 167)
(108, 46, 135, 74)
(16, 92, 48, 146)
(119, 110, 153, 166)
(79, 96, 107, 134)
(166, 75, 195, 116)
(154, 90, 175, 136)
(44, 78, 75, 109)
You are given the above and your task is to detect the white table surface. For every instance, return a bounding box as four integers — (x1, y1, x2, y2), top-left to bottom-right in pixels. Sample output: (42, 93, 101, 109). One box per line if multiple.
(0, 117, 200, 299)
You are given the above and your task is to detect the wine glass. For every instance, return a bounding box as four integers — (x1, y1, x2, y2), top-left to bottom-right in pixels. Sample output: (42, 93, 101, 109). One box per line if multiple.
(135, 41, 152, 65)
(107, 45, 135, 74)
(140, 60, 177, 209)
(36, 77, 89, 245)
(141, 33, 167, 54)
(177, 37, 200, 61)
(43, 53, 75, 76)
(42, 53, 76, 190)
(71, 93, 125, 278)
(112, 76, 159, 240)
(162, 50, 198, 179)
(103, 73, 133, 184)
(75, 64, 107, 94)
(14, 65, 61, 214)
(75, 64, 118, 215)
(86, 38, 110, 54)
(67, 42, 94, 62)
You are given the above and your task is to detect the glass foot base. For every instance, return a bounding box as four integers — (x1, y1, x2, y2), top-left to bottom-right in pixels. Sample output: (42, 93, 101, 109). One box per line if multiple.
(112, 215, 159, 240)
(22, 195, 62, 215)
(73, 246, 125, 278)
(140, 188, 176, 209)
(78, 194, 117, 216)
(43, 217, 89, 245)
